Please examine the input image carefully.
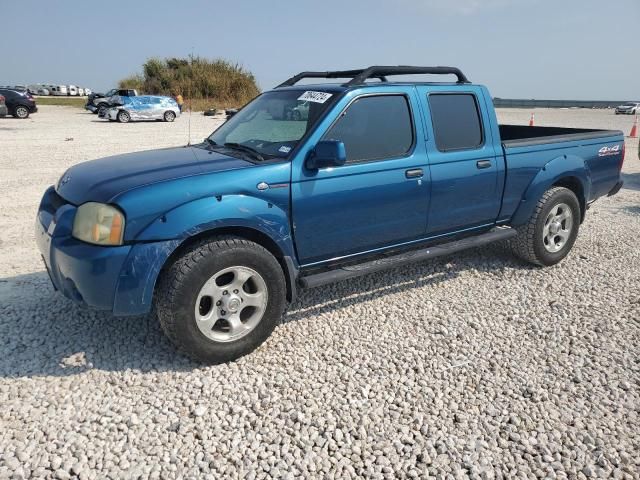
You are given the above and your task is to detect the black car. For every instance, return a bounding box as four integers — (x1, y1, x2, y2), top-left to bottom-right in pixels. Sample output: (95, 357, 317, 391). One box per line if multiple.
(0, 88, 37, 119)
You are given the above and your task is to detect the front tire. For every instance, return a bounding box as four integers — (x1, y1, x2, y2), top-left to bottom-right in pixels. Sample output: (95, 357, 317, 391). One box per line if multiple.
(155, 236, 287, 364)
(116, 110, 130, 123)
(509, 186, 580, 266)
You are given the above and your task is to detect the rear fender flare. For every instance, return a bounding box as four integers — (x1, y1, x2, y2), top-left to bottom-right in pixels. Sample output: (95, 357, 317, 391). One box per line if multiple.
(510, 154, 591, 227)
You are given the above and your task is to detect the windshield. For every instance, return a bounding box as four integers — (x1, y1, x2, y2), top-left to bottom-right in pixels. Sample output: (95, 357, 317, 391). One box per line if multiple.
(208, 89, 338, 159)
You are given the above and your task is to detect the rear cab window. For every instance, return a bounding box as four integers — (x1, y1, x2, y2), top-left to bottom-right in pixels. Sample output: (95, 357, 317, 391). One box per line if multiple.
(322, 94, 414, 163)
(428, 93, 483, 151)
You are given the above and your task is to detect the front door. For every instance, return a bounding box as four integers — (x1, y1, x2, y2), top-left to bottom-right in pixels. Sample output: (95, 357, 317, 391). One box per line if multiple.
(292, 89, 430, 266)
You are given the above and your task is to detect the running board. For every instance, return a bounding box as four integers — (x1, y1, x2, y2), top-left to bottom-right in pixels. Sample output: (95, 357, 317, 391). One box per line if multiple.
(299, 227, 516, 289)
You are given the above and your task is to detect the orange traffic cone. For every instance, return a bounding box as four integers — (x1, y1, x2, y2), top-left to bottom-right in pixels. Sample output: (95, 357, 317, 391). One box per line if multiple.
(629, 116, 638, 138)
(529, 112, 535, 127)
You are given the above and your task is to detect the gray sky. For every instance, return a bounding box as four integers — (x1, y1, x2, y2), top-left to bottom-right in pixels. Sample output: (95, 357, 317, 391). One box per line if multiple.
(2, 0, 638, 99)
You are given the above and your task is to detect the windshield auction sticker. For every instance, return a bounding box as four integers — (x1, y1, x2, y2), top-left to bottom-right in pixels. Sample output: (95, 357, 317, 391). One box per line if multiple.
(298, 91, 333, 103)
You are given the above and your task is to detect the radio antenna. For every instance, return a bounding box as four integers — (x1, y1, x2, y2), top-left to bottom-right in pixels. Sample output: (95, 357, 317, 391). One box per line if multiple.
(187, 47, 194, 146)
(187, 93, 192, 146)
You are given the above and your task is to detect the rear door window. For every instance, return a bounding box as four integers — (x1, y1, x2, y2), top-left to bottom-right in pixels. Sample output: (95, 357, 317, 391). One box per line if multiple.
(322, 94, 414, 163)
(428, 93, 483, 151)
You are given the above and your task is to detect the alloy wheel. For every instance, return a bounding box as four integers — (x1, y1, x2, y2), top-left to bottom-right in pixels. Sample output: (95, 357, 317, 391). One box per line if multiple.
(194, 266, 268, 343)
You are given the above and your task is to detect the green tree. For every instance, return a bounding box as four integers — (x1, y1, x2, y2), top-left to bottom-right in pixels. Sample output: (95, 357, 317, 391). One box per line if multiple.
(118, 56, 260, 109)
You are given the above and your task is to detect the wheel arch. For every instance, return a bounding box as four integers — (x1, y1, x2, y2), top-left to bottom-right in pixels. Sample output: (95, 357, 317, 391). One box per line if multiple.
(510, 154, 591, 227)
(159, 226, 298, 303)
(551, 176, 586, 222)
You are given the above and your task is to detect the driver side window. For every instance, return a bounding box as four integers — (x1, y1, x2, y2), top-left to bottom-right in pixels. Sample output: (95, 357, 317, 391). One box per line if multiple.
(322, 94, 414, 163)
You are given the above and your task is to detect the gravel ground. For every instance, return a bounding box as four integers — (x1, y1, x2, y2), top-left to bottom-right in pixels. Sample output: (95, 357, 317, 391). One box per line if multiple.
(1, 107, 639, 479)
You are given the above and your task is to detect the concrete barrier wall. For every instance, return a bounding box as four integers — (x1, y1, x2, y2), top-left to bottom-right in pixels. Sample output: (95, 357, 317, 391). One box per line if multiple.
(493, 98, 633, 109)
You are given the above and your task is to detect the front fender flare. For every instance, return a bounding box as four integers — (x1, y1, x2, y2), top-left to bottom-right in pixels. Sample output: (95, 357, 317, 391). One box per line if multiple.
(112, 195, 296, 315)
(510, 154, 591, 227)
(135, 194, 295, 257)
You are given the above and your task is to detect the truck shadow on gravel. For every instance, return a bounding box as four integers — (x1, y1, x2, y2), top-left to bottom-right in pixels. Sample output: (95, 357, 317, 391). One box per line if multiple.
(0, 246, 524, 378)
(621, 172, 640, 192)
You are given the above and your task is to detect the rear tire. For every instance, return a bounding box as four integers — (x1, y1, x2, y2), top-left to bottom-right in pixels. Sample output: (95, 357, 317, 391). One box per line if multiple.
(163, 110, 176, 122)
(13, 105, 29, 119)
(508, 186, 580, 266)
(155, 236, 286, 364)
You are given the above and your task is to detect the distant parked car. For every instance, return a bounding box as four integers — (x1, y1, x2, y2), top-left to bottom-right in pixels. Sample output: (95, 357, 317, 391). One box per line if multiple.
(78, 88, 85, 96)
(0, 88, 38, 118)
(37, 88, 50, 96)
(0, 94, 8, 117)
(49, 85, 68, 96)
(290, 101, 310, 120)
(615, 102, 640, 115)
(103, 95, 179, 123)
(87, 88, 138, 114)
(84, 88, 92, 96)
(67, 85, 78, 96)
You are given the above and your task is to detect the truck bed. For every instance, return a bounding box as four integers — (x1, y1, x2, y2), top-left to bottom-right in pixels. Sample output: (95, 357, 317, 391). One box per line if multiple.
(499, 124, 622, 148)
(497, 124, 624, 224)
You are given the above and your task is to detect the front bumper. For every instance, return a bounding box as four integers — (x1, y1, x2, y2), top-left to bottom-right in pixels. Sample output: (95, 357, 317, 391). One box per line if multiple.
(35, 186, 179, 315)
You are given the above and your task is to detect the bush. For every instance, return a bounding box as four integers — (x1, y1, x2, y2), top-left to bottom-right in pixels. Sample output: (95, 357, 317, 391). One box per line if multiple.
(118, 56, 260, 109)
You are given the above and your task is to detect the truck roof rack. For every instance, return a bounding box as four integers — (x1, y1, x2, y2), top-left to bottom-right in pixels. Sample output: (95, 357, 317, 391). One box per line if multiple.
(276, 65, 470, 88)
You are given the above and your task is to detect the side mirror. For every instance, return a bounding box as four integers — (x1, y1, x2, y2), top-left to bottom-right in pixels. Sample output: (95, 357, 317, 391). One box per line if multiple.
(306, 140, 347, 169)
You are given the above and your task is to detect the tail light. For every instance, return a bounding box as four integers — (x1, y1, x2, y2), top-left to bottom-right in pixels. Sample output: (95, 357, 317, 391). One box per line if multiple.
(0, 95, 4, 102)
(620, 142, 625, 170)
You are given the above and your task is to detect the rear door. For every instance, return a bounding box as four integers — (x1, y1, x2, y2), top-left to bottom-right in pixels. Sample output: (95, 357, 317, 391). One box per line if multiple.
(417, 86, 503, 235)
(291, 87, 430, 265)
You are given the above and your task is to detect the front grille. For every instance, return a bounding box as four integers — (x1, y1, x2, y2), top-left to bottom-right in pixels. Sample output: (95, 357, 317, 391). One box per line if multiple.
(50, 190, 67, 211)
(40, 189, 70, 217)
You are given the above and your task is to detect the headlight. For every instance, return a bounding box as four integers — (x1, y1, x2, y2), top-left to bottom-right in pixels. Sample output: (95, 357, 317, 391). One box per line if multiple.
(72, 202, 125, 246)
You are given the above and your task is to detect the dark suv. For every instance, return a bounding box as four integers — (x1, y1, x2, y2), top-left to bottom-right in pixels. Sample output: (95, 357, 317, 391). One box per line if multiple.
(0, 88, 37, 119)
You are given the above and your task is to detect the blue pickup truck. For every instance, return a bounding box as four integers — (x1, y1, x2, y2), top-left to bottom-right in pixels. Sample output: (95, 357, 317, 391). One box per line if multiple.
(36, 66, 625, 363)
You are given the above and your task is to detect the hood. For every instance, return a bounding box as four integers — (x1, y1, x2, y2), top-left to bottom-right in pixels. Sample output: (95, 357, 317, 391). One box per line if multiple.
(56, 145, 253, 205)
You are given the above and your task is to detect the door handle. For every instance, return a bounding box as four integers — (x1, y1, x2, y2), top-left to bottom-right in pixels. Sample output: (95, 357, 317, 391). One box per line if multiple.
(476, 160, 492, 169)
(405, 168, 423, 178)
